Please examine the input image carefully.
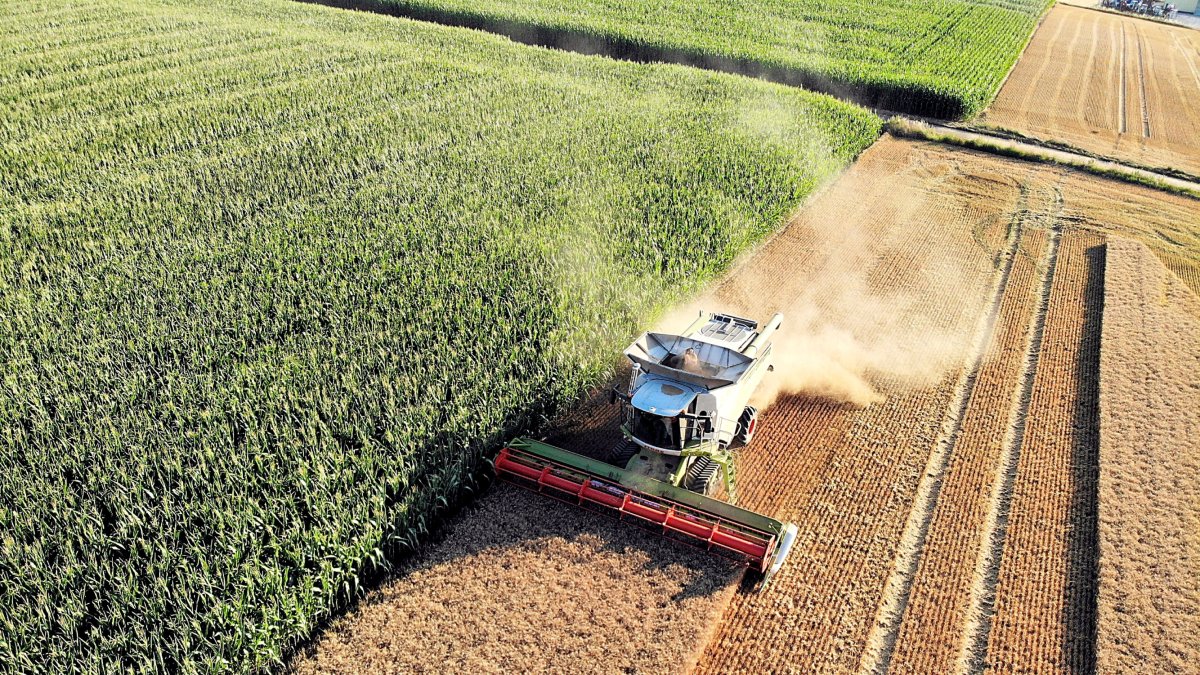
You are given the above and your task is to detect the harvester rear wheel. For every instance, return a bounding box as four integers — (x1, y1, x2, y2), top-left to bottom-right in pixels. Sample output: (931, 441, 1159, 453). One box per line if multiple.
(685, 456, 719, 496)
(735, 406, 758, 447)
(608, 439, 639, 468)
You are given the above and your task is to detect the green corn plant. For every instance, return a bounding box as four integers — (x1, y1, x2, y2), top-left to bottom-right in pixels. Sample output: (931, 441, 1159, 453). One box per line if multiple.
(0, 0, 881, 672)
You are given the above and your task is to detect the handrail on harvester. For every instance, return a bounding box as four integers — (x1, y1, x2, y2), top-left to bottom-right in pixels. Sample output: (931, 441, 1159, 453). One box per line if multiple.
(494, 437, 798, 584)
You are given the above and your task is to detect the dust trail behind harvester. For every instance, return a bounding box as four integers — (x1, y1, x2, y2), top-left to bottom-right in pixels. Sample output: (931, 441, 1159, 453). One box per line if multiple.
(662, 150, 994, 411)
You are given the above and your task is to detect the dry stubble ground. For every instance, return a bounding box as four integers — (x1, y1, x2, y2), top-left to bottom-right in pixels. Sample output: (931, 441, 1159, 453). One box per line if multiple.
(289, 138, 1200, 674)
(288, 484, 739, 674)
(699, 140, 1200, 675)
(977, 4, 1200, 178)
(1096, 239, 1200, 674)
(885, 225, 1050, 675)
(698, 140, 1023, 674)
(984, 230, 1106, 674)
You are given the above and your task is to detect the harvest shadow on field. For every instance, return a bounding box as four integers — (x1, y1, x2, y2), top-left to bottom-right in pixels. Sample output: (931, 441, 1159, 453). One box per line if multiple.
(1064, 243, 1104, 673)
(294, 0, 966, 118)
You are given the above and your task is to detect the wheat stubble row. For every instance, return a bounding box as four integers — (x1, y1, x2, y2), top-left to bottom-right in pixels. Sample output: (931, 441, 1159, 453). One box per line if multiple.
(979, 4, 1200, 177)
(983, 230, 1105, 673)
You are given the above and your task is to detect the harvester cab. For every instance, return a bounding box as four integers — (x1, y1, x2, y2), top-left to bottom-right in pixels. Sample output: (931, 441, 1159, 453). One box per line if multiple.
(495, 310, 799, 588)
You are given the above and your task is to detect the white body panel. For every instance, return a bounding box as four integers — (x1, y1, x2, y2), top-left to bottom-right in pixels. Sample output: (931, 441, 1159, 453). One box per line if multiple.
(622, 312, 780, 454)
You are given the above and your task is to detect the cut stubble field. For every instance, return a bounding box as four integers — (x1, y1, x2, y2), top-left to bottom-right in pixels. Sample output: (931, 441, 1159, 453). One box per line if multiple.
(292, 137, 1200, 673)
(1097, 239, 1200, 674)
(977, 3, 1200, 178)
(289, 485, 740, 674)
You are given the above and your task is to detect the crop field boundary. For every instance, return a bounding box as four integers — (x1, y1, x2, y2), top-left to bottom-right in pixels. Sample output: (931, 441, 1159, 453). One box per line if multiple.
(962, 122, 1200, 185)
(959, 194, 1064, 673)
(884, 118, 1200, 198)
(295, 0, 974, 118)
(976, 0, 1058, 124)
(858, 195, 1029, 674)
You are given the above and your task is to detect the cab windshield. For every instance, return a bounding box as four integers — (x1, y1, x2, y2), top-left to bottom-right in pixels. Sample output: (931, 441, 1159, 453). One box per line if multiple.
(629, 410, 681, 449)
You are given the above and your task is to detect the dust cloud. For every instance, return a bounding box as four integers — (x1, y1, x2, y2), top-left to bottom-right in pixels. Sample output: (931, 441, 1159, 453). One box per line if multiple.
(748, 294, 971, 410)
(657, 149, 991, 411)
(750, 223, 984, 410)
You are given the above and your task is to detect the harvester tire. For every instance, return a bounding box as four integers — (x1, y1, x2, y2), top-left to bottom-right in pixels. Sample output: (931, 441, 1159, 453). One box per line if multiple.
(735, 406, 758, 447)
(685, 456, 719, 496)
(608, 440, 639, 468)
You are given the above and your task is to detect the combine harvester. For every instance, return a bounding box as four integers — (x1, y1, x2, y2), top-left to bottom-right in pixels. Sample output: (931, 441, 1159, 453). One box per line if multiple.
(495, 311, 799, 587)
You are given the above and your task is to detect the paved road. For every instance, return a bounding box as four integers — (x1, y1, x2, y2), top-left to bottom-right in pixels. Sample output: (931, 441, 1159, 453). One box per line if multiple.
(1057, 0, 1200, 31)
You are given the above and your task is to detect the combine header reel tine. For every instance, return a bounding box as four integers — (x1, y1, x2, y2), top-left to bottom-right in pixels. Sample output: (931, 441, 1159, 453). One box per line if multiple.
(495, 438, 795, 580)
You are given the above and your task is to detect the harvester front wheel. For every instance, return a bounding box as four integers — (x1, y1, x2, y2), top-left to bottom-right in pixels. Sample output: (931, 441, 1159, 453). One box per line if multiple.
(685, 456, 719, 496)
(608, 439, 639, 469)
(736, 406, 758, 447)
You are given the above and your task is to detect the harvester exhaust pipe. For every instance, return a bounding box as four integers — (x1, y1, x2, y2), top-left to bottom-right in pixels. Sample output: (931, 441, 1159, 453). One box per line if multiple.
(743, 312, 783, 357)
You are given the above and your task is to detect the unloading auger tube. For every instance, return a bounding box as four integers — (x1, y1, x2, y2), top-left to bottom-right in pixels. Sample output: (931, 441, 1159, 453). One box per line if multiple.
(493, 438, 799, 588)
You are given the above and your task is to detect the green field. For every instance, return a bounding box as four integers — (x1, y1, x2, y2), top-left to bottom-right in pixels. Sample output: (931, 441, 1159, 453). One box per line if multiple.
(361, 0, 1053, 118)
(0, 0, 879, 670)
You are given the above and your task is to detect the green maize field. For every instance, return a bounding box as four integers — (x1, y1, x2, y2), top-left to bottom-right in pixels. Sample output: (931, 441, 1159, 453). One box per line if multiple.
(351, 0, 1052, 118)
(0, 0, 879, 671)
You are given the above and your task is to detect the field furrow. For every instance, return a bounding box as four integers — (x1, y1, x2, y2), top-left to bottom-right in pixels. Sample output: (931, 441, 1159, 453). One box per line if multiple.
(979, 4, 1200, 177)
(1135, 29, 1151, 139)
(983, 229, 1104, 673)
(886, 220, 1051, 674)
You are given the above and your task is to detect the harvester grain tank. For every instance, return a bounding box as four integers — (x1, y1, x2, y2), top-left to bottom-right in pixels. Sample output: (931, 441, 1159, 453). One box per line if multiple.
(495, 311, 798, 587)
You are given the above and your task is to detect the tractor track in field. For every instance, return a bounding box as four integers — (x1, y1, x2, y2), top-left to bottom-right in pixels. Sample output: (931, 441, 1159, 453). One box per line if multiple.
(1119, 25, 1128, 134)
(960, 190, 1065, 673)
(1136, 31, 1152, 138)
(858, 188, 1031, 675)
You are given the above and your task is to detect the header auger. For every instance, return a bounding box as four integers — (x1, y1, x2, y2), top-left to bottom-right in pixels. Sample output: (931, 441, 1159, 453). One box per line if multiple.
(495, 311, 798, 587)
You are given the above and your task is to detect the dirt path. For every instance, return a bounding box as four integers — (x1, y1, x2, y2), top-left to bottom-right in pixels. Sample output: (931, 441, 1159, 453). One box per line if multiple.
(976, 4, 1200, 178)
